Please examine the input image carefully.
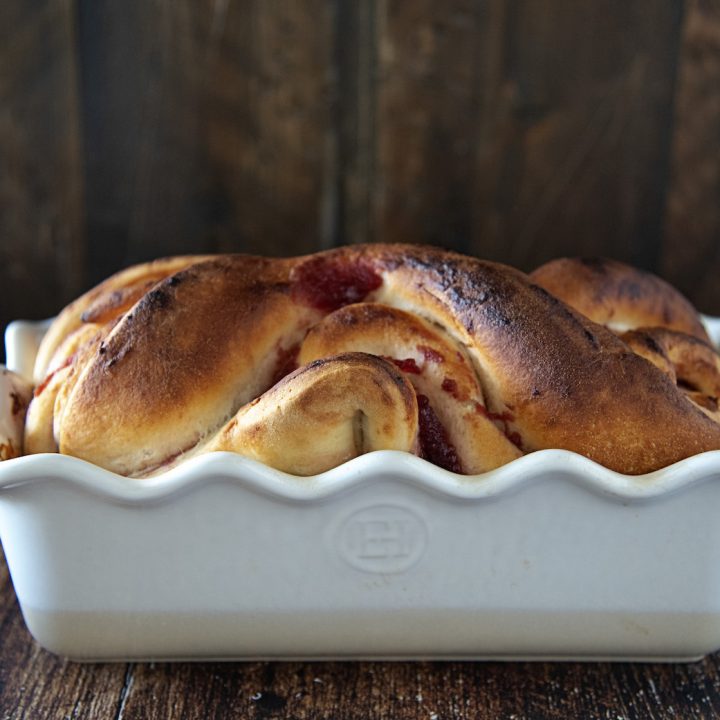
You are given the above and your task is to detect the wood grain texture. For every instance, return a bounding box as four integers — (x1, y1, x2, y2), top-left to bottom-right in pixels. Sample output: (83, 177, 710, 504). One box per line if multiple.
(373, 0, 481, 252)
(661, 0, 720, 316)
(78, 0, 337, 282)
(334, 1, 377, 246)
(202, 0, 337, 256)
(471, 0, 685, 272)
(369, 1, 686, 273)
(1, 545, 720, 720)
(0, 0, 85, 342)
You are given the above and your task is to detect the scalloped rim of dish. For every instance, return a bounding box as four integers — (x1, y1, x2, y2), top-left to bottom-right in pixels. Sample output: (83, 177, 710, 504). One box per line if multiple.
(2, 447, 720, 504)
(3, 316, 720, 504)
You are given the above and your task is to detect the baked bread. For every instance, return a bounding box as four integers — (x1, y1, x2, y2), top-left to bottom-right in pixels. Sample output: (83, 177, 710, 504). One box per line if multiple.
(0, 368, 31, 461)
(531, 256, 720, 424)
(530, 257, 710, 341)
(12, 245, 720, 476)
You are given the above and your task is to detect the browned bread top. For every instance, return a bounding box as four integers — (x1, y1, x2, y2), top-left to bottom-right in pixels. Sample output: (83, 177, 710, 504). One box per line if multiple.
(21, 245, 720, 476)
(530, 256, 710, 342)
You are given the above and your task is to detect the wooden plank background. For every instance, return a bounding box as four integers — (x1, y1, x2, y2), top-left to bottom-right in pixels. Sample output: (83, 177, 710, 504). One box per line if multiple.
(2, 0, 719, 359)
(0, 0, 85, 352)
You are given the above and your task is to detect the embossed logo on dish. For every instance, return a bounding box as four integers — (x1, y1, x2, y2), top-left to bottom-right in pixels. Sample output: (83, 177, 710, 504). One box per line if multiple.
(337, 505, 428, 574)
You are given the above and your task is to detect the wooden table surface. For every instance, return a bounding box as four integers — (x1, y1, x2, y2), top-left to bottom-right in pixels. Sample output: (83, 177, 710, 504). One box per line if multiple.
(1, 549, 719, 720)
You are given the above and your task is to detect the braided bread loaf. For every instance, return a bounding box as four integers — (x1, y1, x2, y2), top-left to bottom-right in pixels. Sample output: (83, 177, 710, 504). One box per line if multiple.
(16, 245, 720, 477)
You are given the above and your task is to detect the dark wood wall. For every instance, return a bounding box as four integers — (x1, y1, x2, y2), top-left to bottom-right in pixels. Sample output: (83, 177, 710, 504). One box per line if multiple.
(2, 0, 720, 360)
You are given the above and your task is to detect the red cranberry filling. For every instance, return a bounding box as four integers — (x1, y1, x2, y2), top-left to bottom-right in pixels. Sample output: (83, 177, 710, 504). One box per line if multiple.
(417, 345, 444, 363)
(34, 354, 75, 397)
(291, 257, 382, 312)
(383, 356, 422, 374)
(417, 394, 462, 473)
(476, 402, 523, 449)
(271, 345, 300, 386)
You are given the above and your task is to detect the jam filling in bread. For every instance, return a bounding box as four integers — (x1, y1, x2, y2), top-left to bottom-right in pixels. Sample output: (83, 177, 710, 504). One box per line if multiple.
(7, 245, 720, 477)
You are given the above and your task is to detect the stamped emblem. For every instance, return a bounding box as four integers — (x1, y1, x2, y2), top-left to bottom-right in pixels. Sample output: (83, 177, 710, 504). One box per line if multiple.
(336, 505, 428, 573)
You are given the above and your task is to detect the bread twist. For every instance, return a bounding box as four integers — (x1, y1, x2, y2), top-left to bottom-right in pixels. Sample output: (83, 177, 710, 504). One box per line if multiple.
(531, 256, 720, 427)
(18, 245, 720, 476)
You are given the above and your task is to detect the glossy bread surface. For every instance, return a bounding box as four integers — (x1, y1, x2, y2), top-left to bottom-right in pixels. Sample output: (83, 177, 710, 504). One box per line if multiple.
(21, 245, 720, 476)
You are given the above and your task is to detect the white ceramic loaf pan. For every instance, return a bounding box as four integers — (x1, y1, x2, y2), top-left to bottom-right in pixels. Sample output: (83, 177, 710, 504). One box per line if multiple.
(2, 318, 720, 662)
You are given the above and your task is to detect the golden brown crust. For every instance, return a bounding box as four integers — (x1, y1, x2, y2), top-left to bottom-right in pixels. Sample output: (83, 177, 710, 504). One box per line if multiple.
(358, 245, 720, 473)
(21, 244, 720, 476)
(56, 256, 322, 475)
(204, 352, 419, 476)
(298, 302, 521, 473)
(620, 328, 720, 421)
(33, 256, 211, 383)
(529, 257, 710, 342)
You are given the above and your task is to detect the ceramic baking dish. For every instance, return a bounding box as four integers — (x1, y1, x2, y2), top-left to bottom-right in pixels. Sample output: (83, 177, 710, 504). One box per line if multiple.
(2, 318, 720, 662)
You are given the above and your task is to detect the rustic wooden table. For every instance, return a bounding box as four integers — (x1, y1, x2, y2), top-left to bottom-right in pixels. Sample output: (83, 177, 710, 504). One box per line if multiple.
(1, 549, 719, 719)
